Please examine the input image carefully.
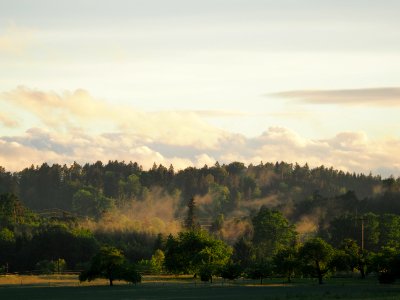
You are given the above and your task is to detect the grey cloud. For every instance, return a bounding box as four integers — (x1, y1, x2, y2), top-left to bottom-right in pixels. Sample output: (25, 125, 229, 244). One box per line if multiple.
(375, 167, 400, 178)
(149, 143, 205, 161)
(2, 128, 73, 155)
(272, 87, 400, 106)
(325, 132, 368, 151)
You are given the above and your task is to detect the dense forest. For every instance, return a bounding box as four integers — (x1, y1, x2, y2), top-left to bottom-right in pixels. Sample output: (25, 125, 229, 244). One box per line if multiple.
(1, 161, 400, 284)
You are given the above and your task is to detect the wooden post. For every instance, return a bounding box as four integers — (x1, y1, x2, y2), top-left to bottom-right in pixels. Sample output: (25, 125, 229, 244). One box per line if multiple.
(361, 218, 364, 251)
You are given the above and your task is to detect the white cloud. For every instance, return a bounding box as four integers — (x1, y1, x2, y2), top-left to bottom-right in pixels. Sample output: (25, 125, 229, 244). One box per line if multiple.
(0, 128, 193, 171)
(327, 131, 368, 151)
(1, 86, 227, 149)
(1, 124, 399, 177)
(0, 87, 399, 177)
(213, 127, 400, 177)
(194, 154, 216, 167)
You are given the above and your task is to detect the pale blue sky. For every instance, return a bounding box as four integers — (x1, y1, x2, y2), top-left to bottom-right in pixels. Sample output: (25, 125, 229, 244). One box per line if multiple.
(0, 1, 399, 175)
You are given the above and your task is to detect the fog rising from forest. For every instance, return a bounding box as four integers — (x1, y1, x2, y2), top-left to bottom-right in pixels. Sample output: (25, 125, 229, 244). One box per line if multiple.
(81, 188, 183, 235)
(1, 159, 400, 279)
(80, 187, 313, 242)
(1, 158, 399, 246)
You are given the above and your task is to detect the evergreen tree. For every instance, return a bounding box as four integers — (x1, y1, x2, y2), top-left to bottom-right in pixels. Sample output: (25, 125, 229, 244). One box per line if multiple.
(184, 197, 199, 230)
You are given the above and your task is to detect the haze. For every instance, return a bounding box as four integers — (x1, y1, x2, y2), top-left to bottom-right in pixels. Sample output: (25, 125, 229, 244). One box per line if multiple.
(1, 0, 399, 176)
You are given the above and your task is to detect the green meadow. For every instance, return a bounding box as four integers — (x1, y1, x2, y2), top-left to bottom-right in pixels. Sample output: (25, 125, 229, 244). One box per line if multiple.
(1, 275, 400, 300)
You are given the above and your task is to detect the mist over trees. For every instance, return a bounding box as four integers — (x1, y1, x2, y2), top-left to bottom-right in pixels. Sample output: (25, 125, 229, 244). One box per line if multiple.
(1, 161, 400, 284)
(2, 161, 399, 218)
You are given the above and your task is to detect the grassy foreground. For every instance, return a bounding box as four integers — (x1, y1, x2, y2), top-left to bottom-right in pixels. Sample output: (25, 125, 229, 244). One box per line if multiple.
(1, 275, 400, 299)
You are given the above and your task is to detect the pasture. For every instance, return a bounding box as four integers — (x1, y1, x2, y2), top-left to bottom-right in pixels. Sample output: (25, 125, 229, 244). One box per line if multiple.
(1, 275, 400, 299)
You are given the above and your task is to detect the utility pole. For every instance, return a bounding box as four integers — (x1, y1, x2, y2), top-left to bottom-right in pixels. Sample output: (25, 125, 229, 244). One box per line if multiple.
(361, 217, 364, 251)
(356, 214, 365, 250)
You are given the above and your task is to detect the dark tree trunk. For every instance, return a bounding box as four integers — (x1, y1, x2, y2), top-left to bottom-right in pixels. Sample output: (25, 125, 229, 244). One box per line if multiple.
(316, 260, 323, 284)
(318, 274, 323, 285)
(109, 278, 113, 286)
(360, 265, 366, 279)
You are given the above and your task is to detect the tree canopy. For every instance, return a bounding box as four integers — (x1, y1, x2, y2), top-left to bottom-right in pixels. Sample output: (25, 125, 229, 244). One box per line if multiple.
(252, 207, 297, 258)
(79, 245, 141, 286)
(164, 230, 232, 281)
(299, 238, 334, 284)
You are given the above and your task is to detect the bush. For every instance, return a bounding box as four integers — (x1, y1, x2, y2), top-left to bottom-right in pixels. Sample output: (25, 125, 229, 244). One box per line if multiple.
(199, 266, 212, 282)
(36, 259, 66, 274)
(378, 272, 396, 284)
(221, 263, 242, 280)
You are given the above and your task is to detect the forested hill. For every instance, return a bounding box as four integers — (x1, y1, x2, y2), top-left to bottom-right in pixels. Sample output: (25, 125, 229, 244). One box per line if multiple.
(1, 161, 399, 226)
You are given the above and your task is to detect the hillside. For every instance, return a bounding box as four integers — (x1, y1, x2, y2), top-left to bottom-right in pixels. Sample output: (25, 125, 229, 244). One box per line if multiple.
(1, 161, 399, 237)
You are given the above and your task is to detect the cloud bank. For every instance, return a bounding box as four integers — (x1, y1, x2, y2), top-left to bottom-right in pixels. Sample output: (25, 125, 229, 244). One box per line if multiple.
(273, 87, 400, 106)
(1, 86, 399, 177)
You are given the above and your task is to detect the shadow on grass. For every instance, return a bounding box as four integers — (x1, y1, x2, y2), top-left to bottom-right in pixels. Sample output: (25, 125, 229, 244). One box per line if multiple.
(1, 277, 400, 300)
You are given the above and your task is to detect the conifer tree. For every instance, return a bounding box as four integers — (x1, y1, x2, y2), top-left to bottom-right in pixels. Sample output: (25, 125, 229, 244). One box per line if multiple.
(184, 197, 198, 230)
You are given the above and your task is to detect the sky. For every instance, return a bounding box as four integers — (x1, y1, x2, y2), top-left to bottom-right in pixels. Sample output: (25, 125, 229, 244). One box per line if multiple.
(0, 0, 399, 176)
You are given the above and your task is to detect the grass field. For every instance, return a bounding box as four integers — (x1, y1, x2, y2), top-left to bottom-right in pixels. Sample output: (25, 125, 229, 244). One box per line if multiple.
(1, 275, 400, 299)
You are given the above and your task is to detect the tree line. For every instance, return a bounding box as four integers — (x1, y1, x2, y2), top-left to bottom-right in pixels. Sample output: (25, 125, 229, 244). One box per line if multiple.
(1, 161, 398, 216)
(1, 160, 400, 284)
(2, 192, 400, 284)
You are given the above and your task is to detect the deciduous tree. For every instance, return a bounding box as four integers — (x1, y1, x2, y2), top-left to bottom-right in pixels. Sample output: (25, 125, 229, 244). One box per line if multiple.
(299, 238, 334, 284)
(79, 246, 141, 286)
(252, 207, 296, 258)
